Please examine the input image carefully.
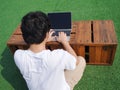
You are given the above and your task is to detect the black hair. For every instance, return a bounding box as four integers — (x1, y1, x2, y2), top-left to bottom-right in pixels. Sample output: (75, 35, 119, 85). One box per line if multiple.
(21, 11, 51, 44)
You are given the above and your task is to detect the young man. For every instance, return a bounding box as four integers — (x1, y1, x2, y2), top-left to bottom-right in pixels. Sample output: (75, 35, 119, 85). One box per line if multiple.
(14, 11, 86, 90)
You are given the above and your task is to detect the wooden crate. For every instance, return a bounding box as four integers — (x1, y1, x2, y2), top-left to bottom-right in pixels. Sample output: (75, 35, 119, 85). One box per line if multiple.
(7, 20, 118, 65)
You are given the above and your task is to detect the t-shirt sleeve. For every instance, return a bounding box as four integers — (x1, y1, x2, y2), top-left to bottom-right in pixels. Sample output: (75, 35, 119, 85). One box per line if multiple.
(14, 50, 26, 74)
(51, 49, 76, 70)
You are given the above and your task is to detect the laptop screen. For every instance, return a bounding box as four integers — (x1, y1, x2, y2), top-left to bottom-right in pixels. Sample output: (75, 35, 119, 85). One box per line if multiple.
(48, 12, 71, 29)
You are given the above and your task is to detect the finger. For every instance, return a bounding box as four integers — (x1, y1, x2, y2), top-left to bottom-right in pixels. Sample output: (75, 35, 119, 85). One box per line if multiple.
(60, 32, 66, 36)
(49, 30, 55, 36)
(58, 32, 61, 36)
(59, 32, 64, 35)
(50, 29, 54, 32)
(64, 32, 67, 36)
(61, 32, 65, 35)
(50, 29, 54, 33)
(50, 31, 55, 35)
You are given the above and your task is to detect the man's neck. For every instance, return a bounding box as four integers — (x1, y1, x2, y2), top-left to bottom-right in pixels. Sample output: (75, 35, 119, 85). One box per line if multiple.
(29, 41, 46, 53)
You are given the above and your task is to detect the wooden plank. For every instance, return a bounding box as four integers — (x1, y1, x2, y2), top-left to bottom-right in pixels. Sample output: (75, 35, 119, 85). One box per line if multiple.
(93, 20, 100, 43)
(17, 45, 29, 50)
(46, 44, 63, 50)
(109, 45, 117, 64)
(7, 35, 26, 45)
(100, 21, 109, 43)
(103, 20, 111, 43)
(95, 47, 102, 63)
(105, 20, 117, 44)
(76, 21, 91, 44)
(89, 46, 106, 64)
(89, 46, 102, 64)
(84, 21, 92, 43)
(89, 46, 95, 63)
(93, 20, 109, 44)
(77, 46, 85, 57)
(71, 45, 85, 57)
(13, 25, 22, 35)
(77, 21, 84, 43)
(101, 46, 113, 63)
(70, 22, 78, 44)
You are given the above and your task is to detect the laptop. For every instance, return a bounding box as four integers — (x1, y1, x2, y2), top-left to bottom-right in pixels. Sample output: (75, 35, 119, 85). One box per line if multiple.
(48, 12, 71, 39)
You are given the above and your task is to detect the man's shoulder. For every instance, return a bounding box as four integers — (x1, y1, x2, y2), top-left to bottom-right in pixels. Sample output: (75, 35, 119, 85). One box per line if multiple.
(14, 49, 25, 55)
(14, 49, 27, 58)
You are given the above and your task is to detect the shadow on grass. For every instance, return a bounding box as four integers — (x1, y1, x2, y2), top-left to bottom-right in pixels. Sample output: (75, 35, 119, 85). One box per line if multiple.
(0, 47, 28, 90)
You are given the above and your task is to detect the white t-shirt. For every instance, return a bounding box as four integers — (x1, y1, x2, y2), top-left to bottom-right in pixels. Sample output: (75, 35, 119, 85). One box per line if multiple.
(14, 49, 76, 90)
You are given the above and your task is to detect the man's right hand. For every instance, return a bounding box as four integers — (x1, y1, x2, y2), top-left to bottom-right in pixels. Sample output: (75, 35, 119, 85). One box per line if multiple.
(56, 32, 68, 44)
(57, 32, 78, 65)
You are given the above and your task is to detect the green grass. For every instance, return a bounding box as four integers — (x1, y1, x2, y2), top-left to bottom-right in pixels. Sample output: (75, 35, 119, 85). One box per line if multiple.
(0, 0, 120, 90)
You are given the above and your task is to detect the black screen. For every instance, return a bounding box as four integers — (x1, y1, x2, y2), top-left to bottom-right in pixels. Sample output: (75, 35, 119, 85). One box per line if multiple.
(48, 12, 71, 29)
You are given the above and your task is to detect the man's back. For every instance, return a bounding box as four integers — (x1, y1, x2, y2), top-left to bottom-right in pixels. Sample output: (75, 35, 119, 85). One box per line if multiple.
(14, 49, 76, 90)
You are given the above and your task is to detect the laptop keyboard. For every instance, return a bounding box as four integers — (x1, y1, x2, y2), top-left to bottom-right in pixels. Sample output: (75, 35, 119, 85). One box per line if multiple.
(52, 31, 71, 36)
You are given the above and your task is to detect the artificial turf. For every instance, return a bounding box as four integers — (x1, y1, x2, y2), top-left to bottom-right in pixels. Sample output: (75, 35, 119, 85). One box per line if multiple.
(0, 0, 120, 90)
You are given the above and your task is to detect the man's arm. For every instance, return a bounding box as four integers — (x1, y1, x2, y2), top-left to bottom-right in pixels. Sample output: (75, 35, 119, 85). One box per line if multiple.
(56, 32, 79, 65)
